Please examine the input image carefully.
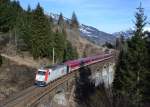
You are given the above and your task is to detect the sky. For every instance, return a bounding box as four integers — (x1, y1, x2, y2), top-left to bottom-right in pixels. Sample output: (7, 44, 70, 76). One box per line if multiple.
(18, 0, 150, 33)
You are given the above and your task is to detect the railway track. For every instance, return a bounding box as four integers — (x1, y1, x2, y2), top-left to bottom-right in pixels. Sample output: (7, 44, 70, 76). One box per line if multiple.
(1, 70, 77, 107)
(1, 86, 36, 106)
(1, 55, 115, 107)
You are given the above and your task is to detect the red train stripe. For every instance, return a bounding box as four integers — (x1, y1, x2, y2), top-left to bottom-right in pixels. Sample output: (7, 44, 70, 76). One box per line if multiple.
(45, 70, 49, 81)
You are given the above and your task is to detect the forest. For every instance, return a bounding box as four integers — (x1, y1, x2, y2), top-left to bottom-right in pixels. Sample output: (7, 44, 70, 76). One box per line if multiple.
(0, 0, 78, 63)
(113, 3, 150, 107)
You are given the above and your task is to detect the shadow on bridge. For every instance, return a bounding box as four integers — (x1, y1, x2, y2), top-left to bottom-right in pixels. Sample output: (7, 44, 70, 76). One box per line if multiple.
(74, 66, 112, 107)
(75, 66, 94, 103)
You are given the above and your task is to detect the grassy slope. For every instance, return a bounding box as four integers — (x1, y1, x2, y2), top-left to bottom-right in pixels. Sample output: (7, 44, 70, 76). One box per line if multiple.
(66, 29, 103, 57)
(0, 57, 35, 103)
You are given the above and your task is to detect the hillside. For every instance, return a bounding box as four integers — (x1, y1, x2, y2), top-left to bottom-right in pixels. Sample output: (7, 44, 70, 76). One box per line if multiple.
(66, 29, 103, 57)
(0, 56, 35, 103)
(51, 13, 116, 46)
(79, 24, 116, 45)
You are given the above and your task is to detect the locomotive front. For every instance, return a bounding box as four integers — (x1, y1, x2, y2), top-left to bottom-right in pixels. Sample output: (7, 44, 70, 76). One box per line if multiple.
(35, 68, 49, 86)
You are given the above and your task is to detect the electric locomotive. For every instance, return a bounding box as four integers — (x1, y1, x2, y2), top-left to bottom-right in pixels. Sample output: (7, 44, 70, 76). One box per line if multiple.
(35, 64, 68, 86)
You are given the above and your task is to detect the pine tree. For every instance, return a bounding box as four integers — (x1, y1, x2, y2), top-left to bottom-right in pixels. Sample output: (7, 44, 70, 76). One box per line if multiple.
(70, 12, 79, 29)
(30, 3, 54, 58)
(127, 3, 148, 106)
(49, 16, 53, 27)
(142, 31, 150, 105)
(115, 36, 124, 50)
(27, 5, 31, 13)
(0, 0, 22, 32)
(58, 13, 64, 27)
(54, 29, 66, 62)
(0, 0, 12, 32)
(103, 42, 114, 49)
(113, 42, 130, 107)
(63, 41, 78, 61)
(17, 6, 32, 50)
(113, 3, 149, 107)
(115, 38, 120, 50)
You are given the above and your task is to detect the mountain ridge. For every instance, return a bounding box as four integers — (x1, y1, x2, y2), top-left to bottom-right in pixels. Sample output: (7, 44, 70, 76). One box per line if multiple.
(79, 24, 116, 45)
(50, 13, 116, 46)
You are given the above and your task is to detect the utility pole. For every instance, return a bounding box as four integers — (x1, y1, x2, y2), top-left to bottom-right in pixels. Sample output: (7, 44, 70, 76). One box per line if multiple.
(15, 28, 17, 48)
(52, 48, 55, 64)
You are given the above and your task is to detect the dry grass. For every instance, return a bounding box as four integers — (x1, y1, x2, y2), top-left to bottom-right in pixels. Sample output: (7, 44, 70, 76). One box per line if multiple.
(66, 29, 103, 57)
(1, 53, 51, 68)
(0, 57, 35, 102)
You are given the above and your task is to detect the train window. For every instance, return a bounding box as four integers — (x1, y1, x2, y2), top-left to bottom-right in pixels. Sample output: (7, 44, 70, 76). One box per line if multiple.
(38, 71, 46, 75)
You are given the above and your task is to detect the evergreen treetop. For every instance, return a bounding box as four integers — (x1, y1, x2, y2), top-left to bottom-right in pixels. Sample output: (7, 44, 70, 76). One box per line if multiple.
(27, 5, 31, 13)
(58, 13, 64, 25)
(71, 12, 79, 29)
(134, 3, 147, 38)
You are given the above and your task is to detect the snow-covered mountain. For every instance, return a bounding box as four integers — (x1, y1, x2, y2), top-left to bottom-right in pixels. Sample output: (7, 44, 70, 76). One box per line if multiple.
(79, 24, 116, 45)
(113, 27, 150, 39)
(112, 29, 134, 39)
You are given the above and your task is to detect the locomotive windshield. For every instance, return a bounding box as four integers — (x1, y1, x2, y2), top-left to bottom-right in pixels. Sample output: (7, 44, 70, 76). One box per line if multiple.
(38, 71, 46, 75)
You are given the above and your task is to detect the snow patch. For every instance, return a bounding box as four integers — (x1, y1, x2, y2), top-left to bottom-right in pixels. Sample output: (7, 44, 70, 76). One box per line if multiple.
(80, 28, 91, 34)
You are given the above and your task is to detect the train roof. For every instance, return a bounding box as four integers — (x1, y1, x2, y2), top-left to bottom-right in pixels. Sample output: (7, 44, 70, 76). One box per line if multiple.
(40, 64, 66, 70)
(64, 53, 113, 64)
(51, 64, 66, 70)
(64, 58, 83, 64)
